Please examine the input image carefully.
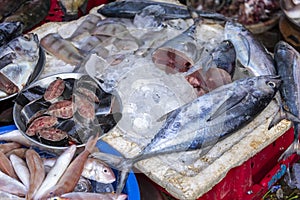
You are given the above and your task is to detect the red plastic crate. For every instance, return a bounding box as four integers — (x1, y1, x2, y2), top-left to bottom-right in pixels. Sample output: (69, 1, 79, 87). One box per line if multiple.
(154, 128, 298, 200)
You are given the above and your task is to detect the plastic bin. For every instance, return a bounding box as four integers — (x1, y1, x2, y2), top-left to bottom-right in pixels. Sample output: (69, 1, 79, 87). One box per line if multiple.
(153, 127, 298, 200)
(0, 125, 140, 200)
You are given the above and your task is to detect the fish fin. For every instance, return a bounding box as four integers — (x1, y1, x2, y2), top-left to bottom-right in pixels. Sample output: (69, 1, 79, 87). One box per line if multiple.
(238, 33, 251, 66)
(156, 109, 177, 122)
(268, 106, 300, 130)
(278, 125, 299, 161)
(207, 91, 246, 121)
(85, 132, 100, 153)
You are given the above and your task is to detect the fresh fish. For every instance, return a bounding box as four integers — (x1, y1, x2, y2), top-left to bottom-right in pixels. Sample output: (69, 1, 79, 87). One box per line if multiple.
(0, 190, 25, 200)
(33, 145, 76, 200)
(0, 151, 19, 180)
(224, 20, 276, 76)
(10, 154, 30, 189)
(40, 33, 85, 67)
(6, 148, 27, 159)
(37, 127, 69, 146)
(152, 18, 201, 74)
(25, 149, 45, 200)
(0, 0, 27, 21)
(0, 169, 27, 196)
(98, 0, 227, 21)
(0, 22, 23, 47)
(274, 41, 300, 160)
(0, 130, 32, 147)
(224, 20, 297, 129)
(60, 192, 127, 200)
(41, 133, 99, 198)
(0, 33, 40, 95)
(74, 176, 92, 192)
(93, 75, 281, 192)
(4, 0, 51, 32)
(68, 14, 102, 40)
(82, 157, 116, 184)
(0, 142, 22, 153)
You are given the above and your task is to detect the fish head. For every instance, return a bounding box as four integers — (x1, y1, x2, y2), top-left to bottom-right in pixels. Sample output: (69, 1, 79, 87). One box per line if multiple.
(11, 33, 39, 62)
(248, 75, 281, 99)
(274, 40, 297, 57)
(98, 1, 128, 16)
(224, 20, 249, 37)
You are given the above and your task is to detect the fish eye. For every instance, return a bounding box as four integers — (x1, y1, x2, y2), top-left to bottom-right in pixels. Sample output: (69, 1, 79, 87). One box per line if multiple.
(267, 81, 276, 88)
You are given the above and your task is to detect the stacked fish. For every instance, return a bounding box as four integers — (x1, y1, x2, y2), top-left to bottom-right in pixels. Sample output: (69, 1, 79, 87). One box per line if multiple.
(29, 0, 300, 196)
(0, 130, 127, 200)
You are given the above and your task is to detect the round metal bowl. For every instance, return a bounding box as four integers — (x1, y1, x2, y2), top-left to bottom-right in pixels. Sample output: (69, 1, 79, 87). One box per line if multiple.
(13, 72, 122, 151)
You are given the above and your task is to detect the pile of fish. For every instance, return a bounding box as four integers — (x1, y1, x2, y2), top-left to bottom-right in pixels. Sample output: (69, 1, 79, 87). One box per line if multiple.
(0, 130, 127, 200)
(14, 74, 121, 147)
(29, 0, 300, 197)
(0, 31, 41, 98)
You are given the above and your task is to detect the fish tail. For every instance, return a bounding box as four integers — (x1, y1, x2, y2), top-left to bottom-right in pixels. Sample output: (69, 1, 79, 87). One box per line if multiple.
(268, 104, 300, 130)
(85, 132, 100, 153)
(278, 124, 300, 161)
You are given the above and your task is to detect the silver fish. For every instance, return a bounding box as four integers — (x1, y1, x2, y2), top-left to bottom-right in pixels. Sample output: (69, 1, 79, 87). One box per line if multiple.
(0, 169, 27, 196)
(224, 20, 276, 76)
(0, 33, 40, 95)
(60, 192, 127, 200)
(93, 75, 281, 192)
(10, 154, 30, 189)
(74, 176, 92, 192)
(274, 41, 300, 160)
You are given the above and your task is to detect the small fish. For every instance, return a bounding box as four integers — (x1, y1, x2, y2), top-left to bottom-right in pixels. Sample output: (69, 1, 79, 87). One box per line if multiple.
(0, 169, 27, 196)
(0, 190, 25, 200)
(4, 0, 51, 32)
(274, 41, 300, 160)
(6, 148, 27, 159)
(0, 142, 22, 154)
(74, 176, 92, 192)
(98, 0, 227, 21)
(0, 151, 19, 180)
(25, 149, 45, 200)
(0, 130, 32, 147)
(152, 18, 201, 74)
(10, 154, 30, 189)
(60, 192, 127, 200)
(33, 145, 76, 200)
(93, 75, 281, 192)
(81, 157, 116, 184)
(41, 33, 84, 67)
(42, 133, 99, 198)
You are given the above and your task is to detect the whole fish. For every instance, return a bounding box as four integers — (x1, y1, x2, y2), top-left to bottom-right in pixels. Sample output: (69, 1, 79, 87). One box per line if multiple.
(60, 192, 127, 200)
(33, 145, 77, 200)
(98, 0, 227, 21)
(224, 20, 276, 76)
(224, 20, 298, 129)
(10, 154, 30, 189)
(41, 133, 99, 199)
(25, 149, 45, 200)
(152, 18, 201, 73)
(93, 75, 281, 192)
(274, 41, 300, 160)
(0, 151, 19, 180)
(0, 33, 40, 95)
(41, 33, 84, 67)
(4, 0, 51, 32)
(0, 130, 33, 147)
(0, 142, 22, 153)
(0, 169, 27, 196)
(0, 0, 27, 21)
(0, 22, 23, 47)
